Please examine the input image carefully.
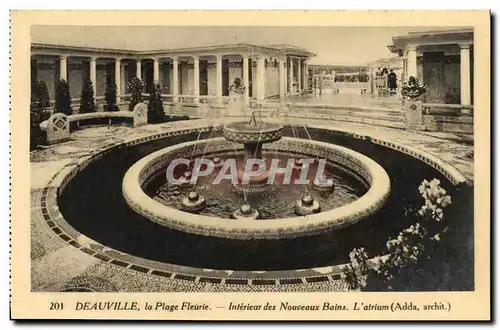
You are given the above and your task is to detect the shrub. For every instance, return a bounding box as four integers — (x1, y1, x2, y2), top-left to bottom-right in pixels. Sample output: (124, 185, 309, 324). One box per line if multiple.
(30, 78, 51, 150)
(31, 77, 51, 112)
(54, 79, 72, 115)
(104, 80, 119, 111)
(127, 77, 144, 111)
(147, 82, 164, 123)
(79, 77, 96, 113)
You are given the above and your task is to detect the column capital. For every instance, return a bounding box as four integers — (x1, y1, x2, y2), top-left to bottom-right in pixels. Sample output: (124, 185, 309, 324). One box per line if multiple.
(59, 54, 69, 60)
(459, 43, 472, 50)
(191, 55, 199, 61)
(406, 45, 418, 52)
(115, 57, 122, 62)
(89, 56, 98, 62)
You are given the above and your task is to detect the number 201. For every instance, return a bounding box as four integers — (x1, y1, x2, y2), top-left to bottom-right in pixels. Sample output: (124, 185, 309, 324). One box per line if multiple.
(49, 302, 64, 310)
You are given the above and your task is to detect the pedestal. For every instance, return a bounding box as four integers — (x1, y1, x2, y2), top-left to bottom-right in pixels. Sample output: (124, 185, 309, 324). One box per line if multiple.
(404, 99, 424, 131)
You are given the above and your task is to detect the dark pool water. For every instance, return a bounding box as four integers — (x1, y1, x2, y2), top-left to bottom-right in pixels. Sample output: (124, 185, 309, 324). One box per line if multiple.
(58, 127, 473, 271)
(146, 153, 367, 219)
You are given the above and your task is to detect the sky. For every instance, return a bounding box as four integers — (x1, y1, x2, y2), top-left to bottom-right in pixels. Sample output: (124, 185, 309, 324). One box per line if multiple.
(32, 26, 442, 66)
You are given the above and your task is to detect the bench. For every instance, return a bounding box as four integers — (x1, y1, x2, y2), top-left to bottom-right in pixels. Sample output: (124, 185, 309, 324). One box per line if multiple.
(40, 103, 148, 144)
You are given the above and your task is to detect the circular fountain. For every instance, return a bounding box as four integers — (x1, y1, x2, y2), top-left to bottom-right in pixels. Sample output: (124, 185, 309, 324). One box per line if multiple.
(122, 133, 391, 239)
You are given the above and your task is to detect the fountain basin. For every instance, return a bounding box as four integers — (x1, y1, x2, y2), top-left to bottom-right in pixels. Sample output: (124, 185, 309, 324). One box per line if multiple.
(122, 137, 391, 239)
(223, 121, 283, 144)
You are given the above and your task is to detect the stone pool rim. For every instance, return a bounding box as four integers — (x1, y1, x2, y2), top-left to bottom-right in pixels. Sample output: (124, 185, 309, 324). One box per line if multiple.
(122, 137, 391, 239)
(41, 122, 469, 285)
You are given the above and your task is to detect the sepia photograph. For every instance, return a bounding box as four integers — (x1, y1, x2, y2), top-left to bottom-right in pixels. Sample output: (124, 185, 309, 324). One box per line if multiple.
(10, 10, 490, 320)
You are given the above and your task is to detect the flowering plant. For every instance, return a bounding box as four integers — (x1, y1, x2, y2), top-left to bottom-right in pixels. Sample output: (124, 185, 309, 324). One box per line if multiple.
(401, 76, 427, 100)
(341, 178, 452, 291)
(229, 77, 245, 95)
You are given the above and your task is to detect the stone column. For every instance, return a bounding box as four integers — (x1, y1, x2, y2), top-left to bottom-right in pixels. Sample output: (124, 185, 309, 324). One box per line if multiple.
(304, 60, 309, 93)
(243, 55, 249, 105)
(278, 59, 285, 99)
(297, 59, 302, 93)
(153, 58, 160, 83)
(172, 57, 179, 102)
(406, 45, 418, 79)
(288, 57, 294, 96)
(89, 57, 97, 96)
(59, 55, 68, 81)
(193, 56, 200, 103)
(120, 61, 126, 98)
(115, 58, 121, 101)
(216, 55, 223, 103)
(459, 43, 472, 106)
(256, 57, 266, 100)
(136, 59, 142, 80)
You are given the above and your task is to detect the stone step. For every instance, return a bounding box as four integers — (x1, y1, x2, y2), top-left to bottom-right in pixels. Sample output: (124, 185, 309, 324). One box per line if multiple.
(282, 114, 406, 130)
(293, 109, 405, 122)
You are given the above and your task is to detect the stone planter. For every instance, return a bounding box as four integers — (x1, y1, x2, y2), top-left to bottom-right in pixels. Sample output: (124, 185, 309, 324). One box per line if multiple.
(404, 98, 424, 131)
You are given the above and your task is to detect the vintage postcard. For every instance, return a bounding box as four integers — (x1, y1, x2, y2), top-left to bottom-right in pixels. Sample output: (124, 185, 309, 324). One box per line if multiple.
(10, 10, 490, 320)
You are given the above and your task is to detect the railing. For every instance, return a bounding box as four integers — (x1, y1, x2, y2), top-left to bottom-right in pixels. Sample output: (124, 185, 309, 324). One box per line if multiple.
(374, 76, 389, 97)
(422, 103, 474, 116)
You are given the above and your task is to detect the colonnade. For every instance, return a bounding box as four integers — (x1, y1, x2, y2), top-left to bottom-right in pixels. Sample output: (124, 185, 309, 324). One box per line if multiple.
(32, 52, 310, 104)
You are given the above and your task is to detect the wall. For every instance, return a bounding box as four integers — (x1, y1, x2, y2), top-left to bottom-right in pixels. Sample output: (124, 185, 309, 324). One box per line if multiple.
(228, 65, 242, 88)
(160, 64, 171, 94)
(251, 62, 258, 97)
(67, 64, 83, 99)
(423, 114, 473, 134)
(180, 63, 189, 95)
(443, 61, 460, 104)
(207, 65, 216, 96)
(36, 56, 57, 100)
(120, 63, 126, 95)
(265, 64, 279, 97)
(96, 65, 107, 97)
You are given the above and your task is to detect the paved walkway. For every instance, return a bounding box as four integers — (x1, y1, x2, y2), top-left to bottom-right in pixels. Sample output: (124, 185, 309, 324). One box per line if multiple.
(30, 118, 473, 292)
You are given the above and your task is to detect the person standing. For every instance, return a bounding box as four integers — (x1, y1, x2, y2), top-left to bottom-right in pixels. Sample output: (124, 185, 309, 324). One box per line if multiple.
(388, 69, 398, 95)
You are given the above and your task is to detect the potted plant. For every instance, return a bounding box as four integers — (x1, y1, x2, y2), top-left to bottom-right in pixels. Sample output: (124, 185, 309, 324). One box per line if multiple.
(401, 76, 427, 101)
(229, 77, 245, 101)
